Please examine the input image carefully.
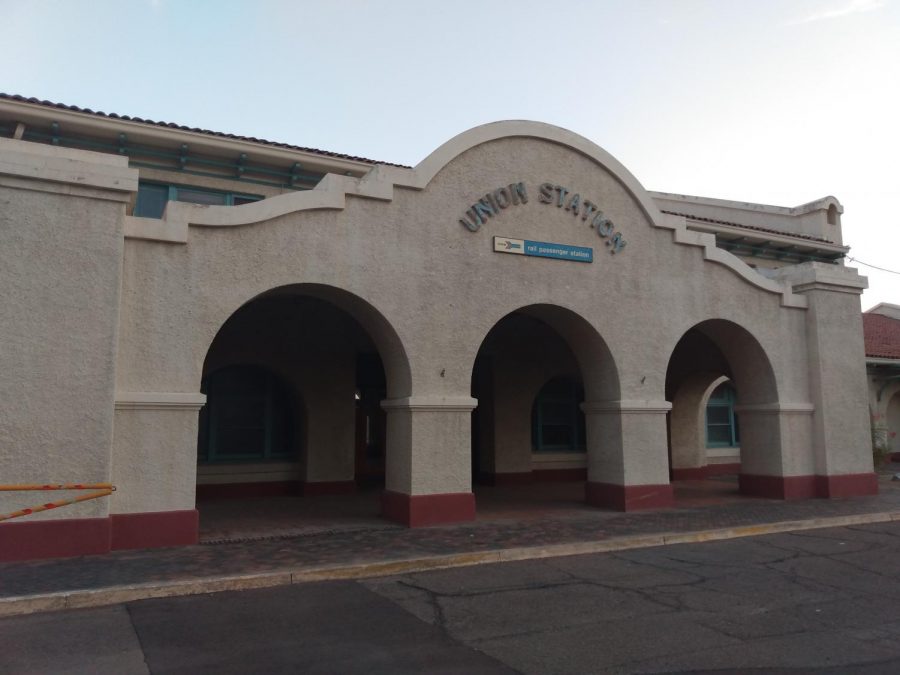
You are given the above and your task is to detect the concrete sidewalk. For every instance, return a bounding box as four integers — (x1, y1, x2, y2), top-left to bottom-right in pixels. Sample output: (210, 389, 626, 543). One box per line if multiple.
(2, 472, 900, 617)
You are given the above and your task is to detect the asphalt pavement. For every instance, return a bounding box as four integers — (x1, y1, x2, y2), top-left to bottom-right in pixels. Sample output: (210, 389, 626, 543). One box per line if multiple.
(4, 521, 900, 674)
(2, 470, 900, 618)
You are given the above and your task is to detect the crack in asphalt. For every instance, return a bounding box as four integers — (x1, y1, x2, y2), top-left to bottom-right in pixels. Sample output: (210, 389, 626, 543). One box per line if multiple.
(362, 523, 900, 673)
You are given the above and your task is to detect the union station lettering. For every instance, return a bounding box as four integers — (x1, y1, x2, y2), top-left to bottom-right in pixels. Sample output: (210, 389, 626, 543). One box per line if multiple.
(459, 181, 627, 253)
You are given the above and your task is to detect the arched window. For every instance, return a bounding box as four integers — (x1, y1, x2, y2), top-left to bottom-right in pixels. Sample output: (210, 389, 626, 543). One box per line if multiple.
(531, 377, 586, 453)
(706, 382, 740, 447)
(198, 365, 293, 463)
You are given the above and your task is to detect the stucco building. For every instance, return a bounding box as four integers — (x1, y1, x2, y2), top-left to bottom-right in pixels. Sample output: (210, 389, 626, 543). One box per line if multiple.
(864, 303, 900, 460)
(0, 94, 877, 561)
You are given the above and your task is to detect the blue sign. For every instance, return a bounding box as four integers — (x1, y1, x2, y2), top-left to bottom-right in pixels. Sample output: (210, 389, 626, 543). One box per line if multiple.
(494, 236, 593, 263)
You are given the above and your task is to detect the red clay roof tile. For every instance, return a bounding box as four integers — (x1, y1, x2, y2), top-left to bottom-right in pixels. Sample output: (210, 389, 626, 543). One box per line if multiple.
(660, 210, 836, 245)
(0, 93, 410, 168)
(863, 313, 900, 359)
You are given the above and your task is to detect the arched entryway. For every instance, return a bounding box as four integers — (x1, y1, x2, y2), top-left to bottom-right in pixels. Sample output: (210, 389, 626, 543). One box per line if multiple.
(889, 392, 900, 458)
(195, 284, 410, 536)
(469, 304, 620, 515)
(876, 389, 900, 462)
(198, 365, 299, 472)
(665, 319, 782, 501)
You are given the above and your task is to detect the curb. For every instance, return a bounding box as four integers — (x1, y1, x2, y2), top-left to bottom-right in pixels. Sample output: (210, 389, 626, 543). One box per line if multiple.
(3, 510, 900, 618)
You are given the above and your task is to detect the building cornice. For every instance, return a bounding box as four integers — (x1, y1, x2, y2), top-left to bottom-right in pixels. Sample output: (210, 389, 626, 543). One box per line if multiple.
(0, 95, 380, 178)
(115, 392, 207, 411)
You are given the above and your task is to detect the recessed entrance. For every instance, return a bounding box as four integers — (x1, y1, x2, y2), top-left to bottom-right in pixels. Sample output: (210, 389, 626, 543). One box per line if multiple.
(195, 284, 410, 536)
(665, 319, 780, 503)
(471, 311, 587, 489)
(468, 304, 622, 515)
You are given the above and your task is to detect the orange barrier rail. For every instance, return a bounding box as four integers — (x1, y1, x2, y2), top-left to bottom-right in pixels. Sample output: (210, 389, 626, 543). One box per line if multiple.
(0, 483, 116, 522)
(0, 483, 114, 491)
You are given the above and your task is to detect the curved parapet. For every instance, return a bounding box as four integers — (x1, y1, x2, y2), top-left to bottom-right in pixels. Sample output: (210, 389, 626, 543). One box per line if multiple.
(123, 120, 806, 308)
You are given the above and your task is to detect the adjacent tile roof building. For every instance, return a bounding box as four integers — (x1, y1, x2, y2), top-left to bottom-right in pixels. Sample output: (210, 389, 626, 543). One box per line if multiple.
(863, 309, 900, 359)
(864, 304, 900, 461)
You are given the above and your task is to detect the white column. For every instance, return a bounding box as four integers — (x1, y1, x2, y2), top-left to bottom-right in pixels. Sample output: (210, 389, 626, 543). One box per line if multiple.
(583, 400, 673, 510)
(381, 396, 477, 526)
(773, 263, 876, 497)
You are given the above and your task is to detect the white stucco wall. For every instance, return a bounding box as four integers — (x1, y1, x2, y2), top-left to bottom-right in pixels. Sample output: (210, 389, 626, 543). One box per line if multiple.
(1, 121, 876, 522)
(115, 126, 815, 502)
(0, 138, 136, 519)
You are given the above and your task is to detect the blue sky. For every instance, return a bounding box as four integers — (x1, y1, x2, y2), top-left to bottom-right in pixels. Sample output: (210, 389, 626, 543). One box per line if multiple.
(3, 0, 898, 308)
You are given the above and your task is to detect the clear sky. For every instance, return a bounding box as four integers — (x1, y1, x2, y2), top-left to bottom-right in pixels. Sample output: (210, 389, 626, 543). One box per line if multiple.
(3, 0, 898, 308)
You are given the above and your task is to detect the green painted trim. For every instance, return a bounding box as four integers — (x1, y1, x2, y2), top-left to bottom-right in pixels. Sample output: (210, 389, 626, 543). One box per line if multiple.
(532, 377, 587, 454)
(19, 130, 325, 189)
(719, 240, 842, 264)
(135, 181, 265, 218)
(198, 366, 295, 464)
(706, 383, 739, 448)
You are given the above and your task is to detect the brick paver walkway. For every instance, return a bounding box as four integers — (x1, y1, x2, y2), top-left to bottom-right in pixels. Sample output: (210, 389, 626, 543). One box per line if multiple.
(2, 471, 899, 602)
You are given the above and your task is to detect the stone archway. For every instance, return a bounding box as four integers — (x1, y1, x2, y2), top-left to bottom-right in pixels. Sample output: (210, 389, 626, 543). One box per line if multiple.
(196, 284, 412, 506)
(665, 319, 797, 499)
(468, 303, 623, 512)
(669, 373, 733, 480)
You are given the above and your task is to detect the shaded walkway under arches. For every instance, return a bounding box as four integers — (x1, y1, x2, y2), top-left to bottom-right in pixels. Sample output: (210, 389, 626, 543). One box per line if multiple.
(196, 283, 411, 527)
(196, 479, 757, 542)
(665, 319, 786, 501)
(468, 303, 621, 514)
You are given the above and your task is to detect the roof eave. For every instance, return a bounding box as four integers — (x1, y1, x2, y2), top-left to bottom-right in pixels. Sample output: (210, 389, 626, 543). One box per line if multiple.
(866, 356, 900, 366)
(0, 96, 379, 177)
(684, 220, 847, 255)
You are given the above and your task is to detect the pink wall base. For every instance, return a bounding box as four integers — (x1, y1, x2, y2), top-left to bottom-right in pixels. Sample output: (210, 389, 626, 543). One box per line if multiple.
(381, 491, 476, 527)
(0, 509, 199, 562)
(740, 473, 878, 499)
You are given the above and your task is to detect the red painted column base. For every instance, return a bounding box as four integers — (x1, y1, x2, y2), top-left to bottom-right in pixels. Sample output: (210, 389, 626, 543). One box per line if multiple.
(0, 517, 111, 562)
(740, 474, 816, 499)
(740, 473, 879, 499)
(0, 509, 200, 562)
(815, 473, 879, 498)
(110, 509, 199, 551)
(585, 482, 675, 511)
(381, 491, 476, 527)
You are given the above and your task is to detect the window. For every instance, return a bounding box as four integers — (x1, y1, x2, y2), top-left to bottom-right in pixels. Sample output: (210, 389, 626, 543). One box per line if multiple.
(706, 382, 740, 447)
(134, 182, 262, 218)
(531, 377, 586, 453)
(198, 365, 294, 463)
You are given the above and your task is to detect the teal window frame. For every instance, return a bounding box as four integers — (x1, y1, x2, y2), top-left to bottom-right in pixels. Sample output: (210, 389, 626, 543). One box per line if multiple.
(134, 181, 262, 218)
(198, 365, 294, 464)
(706, 382, 740, 448)
(531, 377, 587, 453)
